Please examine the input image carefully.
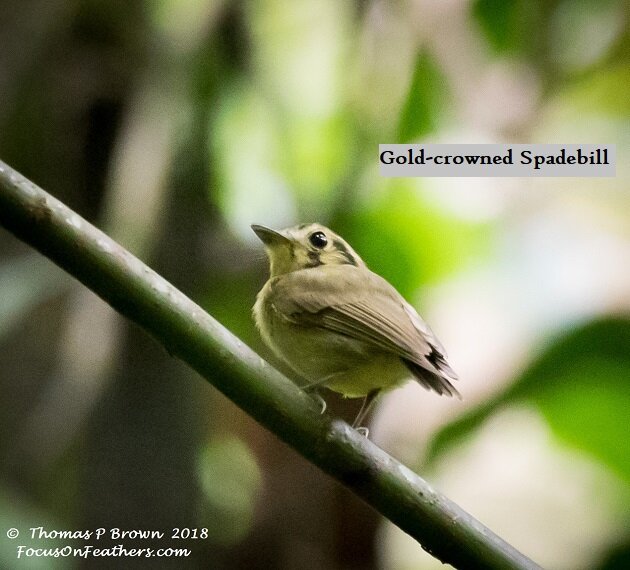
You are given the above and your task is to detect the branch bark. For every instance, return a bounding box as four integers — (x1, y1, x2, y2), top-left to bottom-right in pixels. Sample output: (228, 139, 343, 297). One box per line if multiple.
(0, 160, 541, 570)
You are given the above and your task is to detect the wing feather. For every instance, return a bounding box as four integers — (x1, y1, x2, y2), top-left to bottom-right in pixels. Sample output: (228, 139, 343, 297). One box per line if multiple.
(269, 266, 459, 396)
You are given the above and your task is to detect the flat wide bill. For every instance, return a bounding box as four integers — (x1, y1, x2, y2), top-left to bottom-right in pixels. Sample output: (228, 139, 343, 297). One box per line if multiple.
(251, 224, 290, 246)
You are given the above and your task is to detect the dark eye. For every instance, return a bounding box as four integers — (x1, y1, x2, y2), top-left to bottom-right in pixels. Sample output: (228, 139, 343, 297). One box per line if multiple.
(308, 231, 328, 249)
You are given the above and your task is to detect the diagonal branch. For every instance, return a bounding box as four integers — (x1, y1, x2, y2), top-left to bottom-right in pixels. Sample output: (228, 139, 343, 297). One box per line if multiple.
(0, 160, 540, 570)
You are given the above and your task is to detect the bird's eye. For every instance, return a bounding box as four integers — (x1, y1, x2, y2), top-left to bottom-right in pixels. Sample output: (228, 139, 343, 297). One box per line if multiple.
(308, 231, 328, 249)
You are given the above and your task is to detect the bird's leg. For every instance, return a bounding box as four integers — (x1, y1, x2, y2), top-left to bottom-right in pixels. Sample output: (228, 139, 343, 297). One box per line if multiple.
(299, 377, 333, 415)
(310, 391, 327, 415)
(352, 388, 381, 433)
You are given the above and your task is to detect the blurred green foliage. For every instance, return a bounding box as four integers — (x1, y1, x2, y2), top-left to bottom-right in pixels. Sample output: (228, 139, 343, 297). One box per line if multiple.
(426, 317, 630, 487)
(473, 0, 540, 55)
(0, 256, 69, 340)
(397, 52, 449, 143)
(339, 183, 491, 297)
(197, 436, 262, 545)
(564, 66, 630, 117)
(0, 489, 68, 570)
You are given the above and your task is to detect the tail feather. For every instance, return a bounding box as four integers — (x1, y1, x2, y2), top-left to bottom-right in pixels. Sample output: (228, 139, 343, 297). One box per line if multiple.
(403, 358, 461, 399)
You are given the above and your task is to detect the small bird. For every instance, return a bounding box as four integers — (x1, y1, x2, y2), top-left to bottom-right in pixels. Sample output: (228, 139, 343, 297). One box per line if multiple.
(252, 223, 460, 430)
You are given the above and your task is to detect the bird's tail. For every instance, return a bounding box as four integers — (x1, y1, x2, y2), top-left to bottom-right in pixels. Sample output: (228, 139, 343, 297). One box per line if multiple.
(403, 358, 461, 399)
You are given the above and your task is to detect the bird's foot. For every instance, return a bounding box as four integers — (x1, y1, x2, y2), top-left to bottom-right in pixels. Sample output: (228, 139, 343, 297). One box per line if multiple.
(311, 393, 327, 415)
(355, 427, 369, 438)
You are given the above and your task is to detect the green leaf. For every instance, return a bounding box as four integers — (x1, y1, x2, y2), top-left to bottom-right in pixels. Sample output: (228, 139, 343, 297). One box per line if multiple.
(426, 317, 630, 483)
(474, 0, 518, 52)
(537, 358, 630, 481)
(397, 52, 449, 143)
(472, 0, 541, 55)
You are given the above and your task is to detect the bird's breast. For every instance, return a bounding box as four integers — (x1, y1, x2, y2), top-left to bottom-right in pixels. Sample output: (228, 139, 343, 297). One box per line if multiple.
(254, 283, 369, 382)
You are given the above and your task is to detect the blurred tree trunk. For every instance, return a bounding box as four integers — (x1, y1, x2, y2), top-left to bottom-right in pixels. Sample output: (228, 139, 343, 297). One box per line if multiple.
(0, 0, 144, 497)
(79, 95, 215, 568)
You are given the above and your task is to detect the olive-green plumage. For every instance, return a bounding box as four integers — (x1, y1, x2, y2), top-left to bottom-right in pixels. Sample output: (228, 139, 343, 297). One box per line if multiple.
(252, 223, 459, 428)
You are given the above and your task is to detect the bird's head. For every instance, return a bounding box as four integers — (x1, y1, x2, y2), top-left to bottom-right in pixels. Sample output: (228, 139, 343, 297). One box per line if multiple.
(252, 223, 365, 277)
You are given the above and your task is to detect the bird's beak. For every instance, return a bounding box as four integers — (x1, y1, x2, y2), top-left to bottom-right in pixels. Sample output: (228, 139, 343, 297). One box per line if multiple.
(251, 224, 291, 246)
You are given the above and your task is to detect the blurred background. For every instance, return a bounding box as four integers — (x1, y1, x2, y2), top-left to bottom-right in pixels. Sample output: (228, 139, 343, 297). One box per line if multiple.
(0, 0, 629, 568)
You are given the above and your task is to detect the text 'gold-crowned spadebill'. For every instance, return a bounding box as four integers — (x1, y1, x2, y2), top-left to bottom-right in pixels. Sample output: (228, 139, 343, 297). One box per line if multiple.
(379, 144, 615, 177)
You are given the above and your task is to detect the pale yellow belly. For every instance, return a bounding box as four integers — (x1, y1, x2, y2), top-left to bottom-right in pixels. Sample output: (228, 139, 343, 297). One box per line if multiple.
(323, 354, 410, 398)
(256, 298, 409, 398)
(264, 319, 368, 380)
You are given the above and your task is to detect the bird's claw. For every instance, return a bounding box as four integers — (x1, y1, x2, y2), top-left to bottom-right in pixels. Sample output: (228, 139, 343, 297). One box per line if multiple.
(311, 393, 327, 415)
(355, 427, 369, 438)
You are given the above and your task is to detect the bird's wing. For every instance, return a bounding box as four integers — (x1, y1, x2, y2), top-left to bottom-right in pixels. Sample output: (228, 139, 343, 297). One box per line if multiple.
(271, 266, 459, 396)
